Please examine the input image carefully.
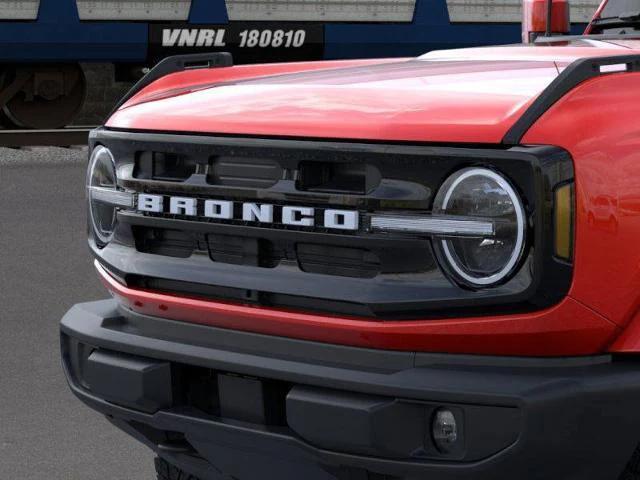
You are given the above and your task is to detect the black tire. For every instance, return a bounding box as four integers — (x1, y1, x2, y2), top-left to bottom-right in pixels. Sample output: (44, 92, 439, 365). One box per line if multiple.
(155, 457, 201, 480)
(620, 444, 640, 479)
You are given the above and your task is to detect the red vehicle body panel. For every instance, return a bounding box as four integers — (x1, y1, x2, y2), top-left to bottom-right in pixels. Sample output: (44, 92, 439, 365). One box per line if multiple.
(418, 43, 629, 62)
(121, 58, 403, 109)
(98, 262, 618, 357)
(522, 71, 640, 349)
(108, 44, 633, 144)
(109, 59, 559, 144)
(104, 38, 640, 357)
(611, 316, 640, 352)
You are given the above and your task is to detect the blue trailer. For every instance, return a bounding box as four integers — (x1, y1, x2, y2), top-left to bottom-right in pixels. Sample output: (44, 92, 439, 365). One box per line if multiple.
(0, 0, 597, 128)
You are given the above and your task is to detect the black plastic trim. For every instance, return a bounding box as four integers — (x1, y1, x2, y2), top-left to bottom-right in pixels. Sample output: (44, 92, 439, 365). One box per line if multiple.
(503, 54, 640, 145)
(61, 300, 640, 480)
(63, 300, 617, 401)
(96, 300, 616, 373)
(85, 349, 173, 413)
(108, 52, 233, 118)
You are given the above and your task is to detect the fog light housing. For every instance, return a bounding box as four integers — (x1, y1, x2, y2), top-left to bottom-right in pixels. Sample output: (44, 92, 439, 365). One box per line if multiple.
(432, 408, 459, 453)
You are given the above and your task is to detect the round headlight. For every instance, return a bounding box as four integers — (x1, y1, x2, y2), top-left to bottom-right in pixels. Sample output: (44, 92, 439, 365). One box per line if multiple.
(433, 168, 526, 288)
(87, 146, 117, 246)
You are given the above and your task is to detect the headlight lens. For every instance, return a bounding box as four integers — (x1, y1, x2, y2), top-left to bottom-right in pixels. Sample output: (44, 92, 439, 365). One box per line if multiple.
(87, 146, 118, 246)
(433, 168, 526, 288)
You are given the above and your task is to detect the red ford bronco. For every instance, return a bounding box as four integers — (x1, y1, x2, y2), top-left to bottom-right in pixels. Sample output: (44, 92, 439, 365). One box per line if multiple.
(61, 1, 640, 478)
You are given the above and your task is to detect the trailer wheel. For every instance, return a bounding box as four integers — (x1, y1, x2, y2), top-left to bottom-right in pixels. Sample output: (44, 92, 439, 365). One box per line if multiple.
(154, 457, 201, 480)
(0, 110, 16, 129)
(0, 68, 17, 128)
(0, 63, 86, 129)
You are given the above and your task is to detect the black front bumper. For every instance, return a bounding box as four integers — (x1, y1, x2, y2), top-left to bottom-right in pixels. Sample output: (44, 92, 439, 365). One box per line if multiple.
(61, 300, 640, 480)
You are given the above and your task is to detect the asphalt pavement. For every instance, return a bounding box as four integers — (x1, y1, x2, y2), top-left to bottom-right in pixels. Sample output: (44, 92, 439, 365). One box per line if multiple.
(0, 147, 154, 479)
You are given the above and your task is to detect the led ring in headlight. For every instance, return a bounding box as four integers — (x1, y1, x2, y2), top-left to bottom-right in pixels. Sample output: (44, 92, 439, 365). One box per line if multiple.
(87, 146, 132, 246)
(433, 167, 526, 288)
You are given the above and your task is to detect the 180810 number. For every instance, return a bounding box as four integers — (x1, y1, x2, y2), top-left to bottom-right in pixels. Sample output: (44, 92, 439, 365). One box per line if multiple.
(238, 29, 307, 48)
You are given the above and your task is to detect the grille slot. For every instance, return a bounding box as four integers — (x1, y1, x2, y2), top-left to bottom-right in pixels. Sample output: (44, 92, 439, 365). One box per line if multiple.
(207, 156, 282, 188)
(208, 234, 280, 268)
(133, 227, 195, 258)
(296, 243, 380, 278)
(297, 162, 381, 195)
(134, 151, 197, 182)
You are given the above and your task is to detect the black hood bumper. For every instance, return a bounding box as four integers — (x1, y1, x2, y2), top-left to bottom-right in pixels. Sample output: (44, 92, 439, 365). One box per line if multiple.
(61, 299, 640, 480)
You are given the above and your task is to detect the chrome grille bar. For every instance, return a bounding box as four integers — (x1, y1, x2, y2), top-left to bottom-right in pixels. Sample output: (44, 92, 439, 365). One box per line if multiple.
(370, 214, 495, 237)
(89, 187, 135, 208)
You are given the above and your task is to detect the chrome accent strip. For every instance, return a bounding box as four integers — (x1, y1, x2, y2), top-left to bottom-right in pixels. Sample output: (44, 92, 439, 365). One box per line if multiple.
(90, 187, 135, 208)
(370, 214, 494, 237)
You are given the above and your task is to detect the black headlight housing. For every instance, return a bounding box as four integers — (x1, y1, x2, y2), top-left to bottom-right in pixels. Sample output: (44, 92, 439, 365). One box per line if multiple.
(87, 144, 134, 248)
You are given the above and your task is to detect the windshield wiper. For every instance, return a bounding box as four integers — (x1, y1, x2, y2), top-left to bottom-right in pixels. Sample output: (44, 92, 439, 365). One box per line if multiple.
(617, 10, 640, 21)
(592, 11, 640, 26)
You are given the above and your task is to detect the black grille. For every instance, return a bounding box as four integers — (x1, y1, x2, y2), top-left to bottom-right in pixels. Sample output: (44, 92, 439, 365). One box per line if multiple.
(132, 225, 429, 279)
(94, 128, 574, 319)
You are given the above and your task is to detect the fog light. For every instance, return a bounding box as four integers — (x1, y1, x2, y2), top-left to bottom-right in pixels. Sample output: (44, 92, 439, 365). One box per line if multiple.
(432, 408, 458, 453)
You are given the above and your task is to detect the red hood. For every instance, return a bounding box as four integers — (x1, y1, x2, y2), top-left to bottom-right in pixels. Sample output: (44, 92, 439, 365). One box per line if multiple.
(107, 42, 639, 144)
